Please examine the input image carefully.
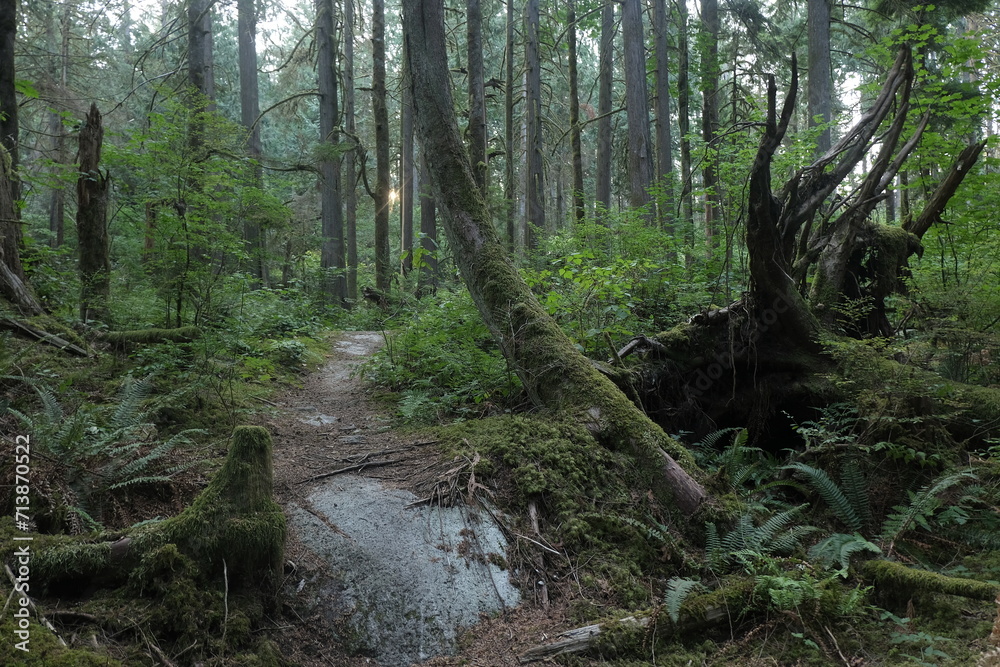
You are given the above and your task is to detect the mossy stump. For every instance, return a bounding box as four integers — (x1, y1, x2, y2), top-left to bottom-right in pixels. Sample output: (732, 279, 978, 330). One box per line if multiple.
(31, 426, 286, 592)
(152, 425, 286, 587)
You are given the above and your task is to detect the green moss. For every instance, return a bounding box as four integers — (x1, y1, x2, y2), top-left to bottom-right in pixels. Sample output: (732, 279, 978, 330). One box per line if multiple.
(863, 559, 1000, 604)
(147, 425, 286, 587)
(438, 415, 677, 606)
(102, 326, 202, 345)
(0, 616, 121, 665)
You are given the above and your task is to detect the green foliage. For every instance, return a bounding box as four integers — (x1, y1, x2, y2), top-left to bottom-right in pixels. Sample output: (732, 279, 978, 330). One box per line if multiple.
(808, 533, 883, 573)
(663, 577, 707, 623)
(5, 375, 202, 529)
(361, 290, 522, 423)
(879, 469, 976, 554)
(784, 462, 865, 532)
(705, 505, 814, 570)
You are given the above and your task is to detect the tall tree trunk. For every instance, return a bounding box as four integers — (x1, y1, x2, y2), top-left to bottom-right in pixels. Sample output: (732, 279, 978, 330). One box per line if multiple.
(0, 0, 24, 281)
(46, 0, 71, 248)
(344, 0, 358, 302)
(317, 0, 346, 304)
(808, 0, 832, 155)
(622, 0, 654, 218)
(187, 0, 215, 108)
(595, 0, 614, 216)
(701, 0, 720, 250)
(524, 0, 545, 249)
(418, 151, 438, 296)
(677, 0, 694, 237)
(402, 0, 708, 516)
(567, 0, 585, 224)
(467, 0, 487, 196)
(77, 105, 111, 323)
(0, 156, 41, 315)
(653, 0, 673, 232)
(373, 0, 392, 292)
(238, 0, 266, 286)
(504, 0, 516, 252)
(401, 42, 415, 276)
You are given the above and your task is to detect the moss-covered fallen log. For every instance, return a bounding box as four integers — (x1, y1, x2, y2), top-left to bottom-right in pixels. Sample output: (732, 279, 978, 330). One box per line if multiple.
(0, 316, 89, 356)
(518, 580, 754, 663)
(100, 326, 202, 347)
(29, 425, 285, 592)
(863, 560, 1000, 603)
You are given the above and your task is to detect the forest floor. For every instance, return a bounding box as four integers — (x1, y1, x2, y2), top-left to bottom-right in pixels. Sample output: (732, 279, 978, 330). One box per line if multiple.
(262, 331, 567, 667)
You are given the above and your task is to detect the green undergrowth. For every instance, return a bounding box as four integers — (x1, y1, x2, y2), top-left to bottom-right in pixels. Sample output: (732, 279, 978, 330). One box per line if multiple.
(430, 408, 1000, 665)
(436, 414, 687, 609)
(361, 289, 525, 423)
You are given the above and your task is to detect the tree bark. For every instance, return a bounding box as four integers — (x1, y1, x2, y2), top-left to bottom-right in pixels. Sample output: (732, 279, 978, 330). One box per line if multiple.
(467, 0, 487, 196)
(524, 0, 545, 247)
(187, 0, 216, 111)
(238, 0, 267, 286)
(402, 0, 708, 516)
(344, 0, 358, 302)
(808, 0, 833, 155)
(701, 0, 721, 249)
(317, 0, 346, 304)
(677, 0, 694, 235)
(653, 0, 673, 232)
(504, 0, 517, 251)
(595, 0, 615, 217)
(373, 0, 392, 292)
(622, 0, 654, 218)
(0, 0, 25, 285)
(567, 0, 585, 224)
(77, 104, 111, 323)
(401, 43, 415, 275)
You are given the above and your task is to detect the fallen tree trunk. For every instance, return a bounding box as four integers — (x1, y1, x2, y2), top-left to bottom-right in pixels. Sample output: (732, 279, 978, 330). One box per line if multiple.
(519, 580, 754, 663)
(100, 326, 202, 347)
(401, 0, 707, 515)
(863, 560, 1000, 605)
(0, 317, 89, 356)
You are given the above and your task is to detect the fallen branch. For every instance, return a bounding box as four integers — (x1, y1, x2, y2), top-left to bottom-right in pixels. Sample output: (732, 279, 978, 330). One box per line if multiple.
(520, 615, 650, 663)
(4, 563, 67, 646)
(518, 581, 751, 663)
(0, 317, 89, 356)
(297, 458, 400, 484)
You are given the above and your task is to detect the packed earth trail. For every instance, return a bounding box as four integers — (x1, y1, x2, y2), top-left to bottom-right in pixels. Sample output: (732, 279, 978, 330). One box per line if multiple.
(264, 332, 554, 667)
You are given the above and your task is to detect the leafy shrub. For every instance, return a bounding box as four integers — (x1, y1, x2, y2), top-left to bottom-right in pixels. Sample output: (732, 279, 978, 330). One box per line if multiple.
(361, 290, 522, 423)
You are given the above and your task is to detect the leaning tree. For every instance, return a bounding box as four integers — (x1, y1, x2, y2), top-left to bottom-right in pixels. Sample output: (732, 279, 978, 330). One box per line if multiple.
(401, 0, 999, 517)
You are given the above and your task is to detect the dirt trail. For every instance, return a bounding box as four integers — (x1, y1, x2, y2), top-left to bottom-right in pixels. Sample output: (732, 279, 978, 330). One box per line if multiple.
(264, 332, 527, 667)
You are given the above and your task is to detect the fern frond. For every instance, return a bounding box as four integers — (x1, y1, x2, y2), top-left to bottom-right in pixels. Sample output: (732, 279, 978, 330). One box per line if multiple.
(706, 522, 724, 568)
(67, 505, 103, 533)
(784, 462, 862, 532)
(697, 427, 745, 451)
(106, 475, 173, 491)
(808, 533, 881, 572)
(36, 385, 64, 427)
(840, 459, 872, 530)
(880, 470, 976, 552)
(663, 577, 707, 623)
(752, 504, 807, 550)
(110, 375, 153, 430)
(768, 524, 819, 555)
